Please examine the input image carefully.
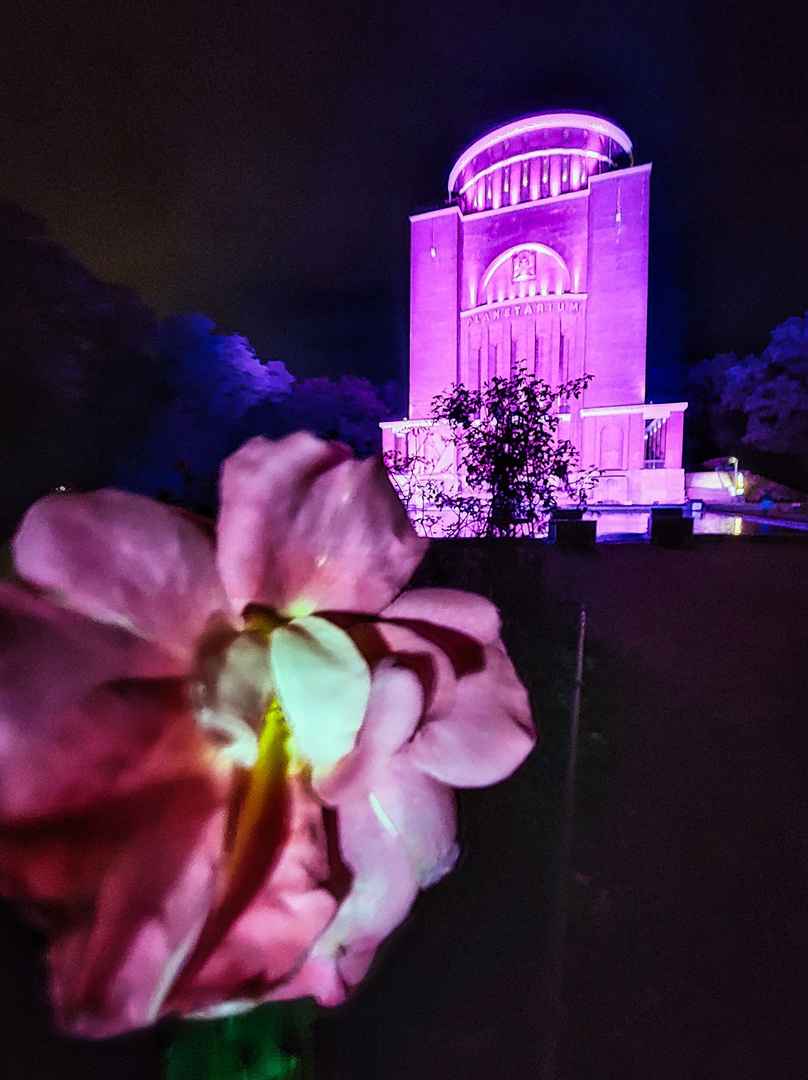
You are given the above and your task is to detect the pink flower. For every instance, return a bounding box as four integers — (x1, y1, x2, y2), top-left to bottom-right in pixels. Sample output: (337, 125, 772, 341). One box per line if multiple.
(0, 433, 534, 1036)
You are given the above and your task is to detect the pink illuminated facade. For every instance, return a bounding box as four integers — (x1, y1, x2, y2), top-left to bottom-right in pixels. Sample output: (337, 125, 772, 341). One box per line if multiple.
(382, 112, 687, 520)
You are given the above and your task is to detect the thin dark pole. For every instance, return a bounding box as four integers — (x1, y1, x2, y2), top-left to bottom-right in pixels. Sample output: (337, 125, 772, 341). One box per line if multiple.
(540, 605, 586, 1080)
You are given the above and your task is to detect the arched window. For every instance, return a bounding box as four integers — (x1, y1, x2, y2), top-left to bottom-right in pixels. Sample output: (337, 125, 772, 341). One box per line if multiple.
(479, 244, 570, 305)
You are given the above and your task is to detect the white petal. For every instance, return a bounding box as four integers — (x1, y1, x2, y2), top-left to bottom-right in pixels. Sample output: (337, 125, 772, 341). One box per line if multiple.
(269, 616, 370, 771)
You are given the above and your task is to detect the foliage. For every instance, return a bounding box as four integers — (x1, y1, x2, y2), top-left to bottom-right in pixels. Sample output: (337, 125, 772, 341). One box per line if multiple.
(688, 312, 808, 460)
(117, 314, 294, 508)
(426, 367, 598, 537)
(0, 203, 166, 537)
(0, 205, 300, 527)
(0, 202, 396, 526)
(382, 446, 455, 538)
(239, 374, 393, 458)
(737, 314, 808, 454)
(686, 351, 744, 463)
(160, 314, 293, 417)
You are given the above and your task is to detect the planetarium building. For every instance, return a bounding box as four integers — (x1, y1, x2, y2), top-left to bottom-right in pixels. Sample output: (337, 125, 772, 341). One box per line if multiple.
(382, 111, 687, 520)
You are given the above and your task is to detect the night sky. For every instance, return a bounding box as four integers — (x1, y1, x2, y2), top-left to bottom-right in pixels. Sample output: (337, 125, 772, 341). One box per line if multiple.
(2, 0, 807, 401)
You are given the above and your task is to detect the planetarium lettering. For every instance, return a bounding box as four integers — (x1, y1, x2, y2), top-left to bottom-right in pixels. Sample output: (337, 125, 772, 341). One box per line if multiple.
(464, 299, 580, 326)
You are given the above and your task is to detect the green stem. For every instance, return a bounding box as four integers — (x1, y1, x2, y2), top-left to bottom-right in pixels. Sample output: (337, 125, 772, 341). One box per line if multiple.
(166, 999, 316, 1080)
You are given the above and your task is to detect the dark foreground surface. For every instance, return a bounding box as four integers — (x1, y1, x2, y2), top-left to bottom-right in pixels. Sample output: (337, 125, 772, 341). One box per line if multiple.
(2, 538, 807, 1079)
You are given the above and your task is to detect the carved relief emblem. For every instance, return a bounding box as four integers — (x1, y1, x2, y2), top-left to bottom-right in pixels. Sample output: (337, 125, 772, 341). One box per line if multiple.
(512, 249, 536, 282)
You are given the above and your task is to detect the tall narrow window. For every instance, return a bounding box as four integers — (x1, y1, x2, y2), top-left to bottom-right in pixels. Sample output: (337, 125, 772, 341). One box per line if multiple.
(558, 332, 566, 384)
(644, 418, 667, 468)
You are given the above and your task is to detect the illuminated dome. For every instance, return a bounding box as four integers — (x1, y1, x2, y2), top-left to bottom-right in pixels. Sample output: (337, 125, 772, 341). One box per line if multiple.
(448, 112, 633, 214)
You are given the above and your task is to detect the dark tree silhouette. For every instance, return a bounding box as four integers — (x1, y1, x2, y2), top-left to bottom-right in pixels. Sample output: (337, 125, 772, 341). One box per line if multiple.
(117, 314, 292, 508)
(688, 312, 808, 490)
(689, 313, 808, 471)
(0, 203, 165, 537)
(238, 374, 393, 459)
(428, 367, 598, 537)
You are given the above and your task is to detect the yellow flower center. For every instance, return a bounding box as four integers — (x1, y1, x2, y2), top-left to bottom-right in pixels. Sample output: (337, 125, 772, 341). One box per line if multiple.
(226, 697, 293, 868)
(164, 695, 295, 1005)
(192, 603, 370, 776)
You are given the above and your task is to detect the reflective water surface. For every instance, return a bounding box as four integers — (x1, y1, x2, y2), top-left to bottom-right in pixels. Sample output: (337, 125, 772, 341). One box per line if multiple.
(584, 509, 807, 541)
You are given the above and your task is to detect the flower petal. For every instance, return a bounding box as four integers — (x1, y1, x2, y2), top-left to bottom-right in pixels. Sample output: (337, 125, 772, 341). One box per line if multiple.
(270, 616, 371, 771)
(13, 490, 228, 660)
(372, 597, 535, 789)
(374, 619, 458, 722)
(406, 642, 535, 788)
(0, 774, 228, 1037)
(382, 587, 503, 645)
(0, 585, 197, 821)
(301, 665, 458, 1005)
(217, 434, 427, 616)
(0, 587, 231, 1034)
(64, 794, 226, 1037)
(304, 763, 458, 1005)
(312, 660, 423, 805)
(169, 775, 337, 1018)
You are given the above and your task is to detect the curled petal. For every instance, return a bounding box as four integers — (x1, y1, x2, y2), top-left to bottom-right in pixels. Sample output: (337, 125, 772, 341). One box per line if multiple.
(313, 661, 423, 805)
(382, 587, 503, 645)
(343, 661, 422, 766)
(218, 434, 427, 617)
(270, 616, 371, 772)
(370, 594, 500, 721)
(13, 490, 228, 660)
(406, 642, 535, 788)
(191, 626, 273, 769)
(374, 619, 458, 721)
(373, 595, 534, 788)
(304, 762, 458, 1005)
(305, 666, 458, 1005)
